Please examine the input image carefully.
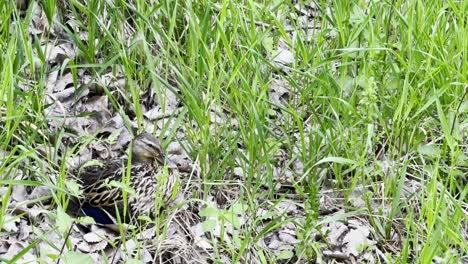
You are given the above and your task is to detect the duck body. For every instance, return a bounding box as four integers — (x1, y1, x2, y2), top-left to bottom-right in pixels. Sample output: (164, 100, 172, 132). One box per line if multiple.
(72, 133, 178, 224)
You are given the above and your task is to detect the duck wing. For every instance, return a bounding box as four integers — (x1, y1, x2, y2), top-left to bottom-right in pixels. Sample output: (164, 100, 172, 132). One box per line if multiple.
(78, 159, 127, 207)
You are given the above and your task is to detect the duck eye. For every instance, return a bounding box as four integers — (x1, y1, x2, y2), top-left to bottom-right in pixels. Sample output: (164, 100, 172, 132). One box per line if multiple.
(153, 144, 161, 153)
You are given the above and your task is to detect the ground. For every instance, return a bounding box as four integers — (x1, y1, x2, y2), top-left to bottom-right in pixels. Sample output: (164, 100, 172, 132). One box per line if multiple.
(0, 0, 467, 263)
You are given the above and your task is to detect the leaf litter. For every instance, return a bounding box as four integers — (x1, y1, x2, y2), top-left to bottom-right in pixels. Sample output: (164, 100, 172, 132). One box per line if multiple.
(1, 1, 457, 263)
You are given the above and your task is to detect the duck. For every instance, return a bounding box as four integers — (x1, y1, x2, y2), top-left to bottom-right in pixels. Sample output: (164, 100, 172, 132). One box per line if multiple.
(70, 132, 179, 224)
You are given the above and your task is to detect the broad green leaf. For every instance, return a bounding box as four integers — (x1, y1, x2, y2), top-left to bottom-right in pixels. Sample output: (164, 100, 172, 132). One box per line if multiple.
(199, 206, 219, 217)
(107, 128, 123, 144)
(202, 219, 217, 232)
(66, 180, 82, 197)
(77, 216, 96, 225)
(56, 207, 73, 234)
(125, 259, 144, 264)
(277, 250, 294, 260)
(350, 5, 366, 26)
(222, 211, 241, 229)
(262, 34, 274, 53)
(418, 144, 442, 159)
(230, 202, 245, 215)
(78, 160, 104, 174)
(62, 251, 93, 264)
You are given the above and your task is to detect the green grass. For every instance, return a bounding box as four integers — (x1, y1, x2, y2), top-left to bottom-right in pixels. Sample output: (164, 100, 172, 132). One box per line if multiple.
(0, 0, 467, 263)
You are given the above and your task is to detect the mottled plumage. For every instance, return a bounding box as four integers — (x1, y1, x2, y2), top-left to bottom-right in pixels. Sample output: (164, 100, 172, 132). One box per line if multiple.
(73, 133, 179, 224)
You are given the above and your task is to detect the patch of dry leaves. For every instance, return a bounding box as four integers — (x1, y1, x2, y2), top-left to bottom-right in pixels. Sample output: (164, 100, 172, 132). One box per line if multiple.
(0, 1, 436, 264)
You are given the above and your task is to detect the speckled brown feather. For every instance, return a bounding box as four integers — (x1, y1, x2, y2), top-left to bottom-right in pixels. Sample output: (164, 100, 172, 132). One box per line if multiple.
(73, 133, 179, 223)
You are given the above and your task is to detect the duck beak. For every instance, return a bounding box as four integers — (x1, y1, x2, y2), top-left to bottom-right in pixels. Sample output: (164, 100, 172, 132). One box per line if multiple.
(156, 153, 178, 169)
(156, 153, 166, 164)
